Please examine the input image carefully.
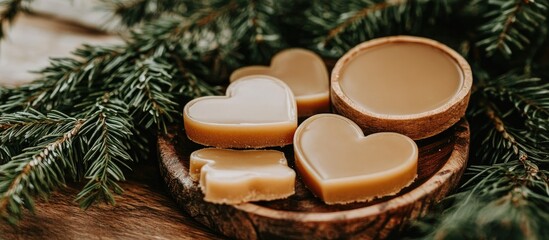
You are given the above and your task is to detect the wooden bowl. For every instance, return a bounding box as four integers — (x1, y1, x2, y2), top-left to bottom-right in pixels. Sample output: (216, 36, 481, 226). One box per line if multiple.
(158, 119, 469, 239)
(331, 36, 473, 140)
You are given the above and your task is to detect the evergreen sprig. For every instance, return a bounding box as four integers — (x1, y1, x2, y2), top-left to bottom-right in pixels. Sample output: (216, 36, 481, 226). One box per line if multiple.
(475, 0, 549, 57)
(75, 93, 134, 209)
(412, 162, 549, 239)
(101, 0, 191, 27)
(304, 0, 452, 57)
(0, 0, 33, 41)
(471, 73, 549, 165)
(482, 74, 549, 134)
(121, 57, 179, 131)
(407, 71, 549, 239)
(0, 114, 83, 223)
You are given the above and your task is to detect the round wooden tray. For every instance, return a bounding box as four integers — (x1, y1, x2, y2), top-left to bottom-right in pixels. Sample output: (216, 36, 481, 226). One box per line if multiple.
(158, 119, 469, 240)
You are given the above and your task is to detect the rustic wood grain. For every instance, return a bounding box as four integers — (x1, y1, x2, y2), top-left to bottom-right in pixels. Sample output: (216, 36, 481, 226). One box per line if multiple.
(0, 161, 224, 240)
(159, 119, 469, 240)
(331, 36, 473, 140)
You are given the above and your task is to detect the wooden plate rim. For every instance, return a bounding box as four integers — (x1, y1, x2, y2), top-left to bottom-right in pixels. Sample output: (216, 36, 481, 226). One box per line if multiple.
(233, 120, 469, 221)
(158, 120, 469, 223)
(330, 35, 473, 121)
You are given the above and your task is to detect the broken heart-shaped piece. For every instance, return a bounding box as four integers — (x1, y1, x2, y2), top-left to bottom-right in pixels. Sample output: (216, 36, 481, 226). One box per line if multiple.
(230, 49, 330, 117)
(190, 148, 296, 204)
(294, 114, 418, 204)
(184, 76, 297, 148)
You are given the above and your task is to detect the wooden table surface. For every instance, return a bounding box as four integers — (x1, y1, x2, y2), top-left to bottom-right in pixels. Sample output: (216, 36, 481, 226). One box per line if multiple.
(0, 161, 224, 239)
(0, 14, 225, 240)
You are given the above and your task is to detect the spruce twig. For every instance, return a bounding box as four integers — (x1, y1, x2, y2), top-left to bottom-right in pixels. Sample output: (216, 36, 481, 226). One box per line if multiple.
(483, 75, 549, 133)
(407, 71, 549, 239)
(471, 73, 549, 165)
(75, 93, 133, 209)
(476, 0, 549, 56)
(0, 0, 32, 41)
(0, 117, 83, 223)
(0, 45, 127, 113)
(322, 0, 405, 48)
(304, 0, 451, 57)
(421, 162, 549, 240)
(101, 0, 191, 27)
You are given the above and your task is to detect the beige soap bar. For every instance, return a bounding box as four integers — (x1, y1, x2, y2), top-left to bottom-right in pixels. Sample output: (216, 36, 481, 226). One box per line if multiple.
(230, 49, 330, 117)
(190, 148, 296, 204)
(184, 76, 297, 148)
(339, 42, 463, 115)
(294, 114, 418, 204)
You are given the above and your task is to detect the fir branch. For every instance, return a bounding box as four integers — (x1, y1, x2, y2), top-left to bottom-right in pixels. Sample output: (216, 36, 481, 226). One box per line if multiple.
(0, 0, 32, 41)
(232, 0, 287, 62)
(0, 109, 78, 168)
(0, 39, 217, 131)
(172, 70, 221, 99)
(0, 109, 74, 143)
(101, 0, 192, 27)
(476, 0, 549, 56)
(128, 0, 290, 76)
(408, 70, 549, 239)
(0, 145, 12, 164)
(475, 104, 548, 164)
(470, 72, 549, 165)
(75, 93, 133, 209)
(482, 75, 549, 133)
(0, 45, 127, 113)
(0, 117, 83, 223)
(128, 5, 238, 77)
(413, 160, 549, 240)
(408, 122, 549, 239)
(121, 57, 179, 132)
(304, 0, 452, 57)
(322, 1, 403, 47)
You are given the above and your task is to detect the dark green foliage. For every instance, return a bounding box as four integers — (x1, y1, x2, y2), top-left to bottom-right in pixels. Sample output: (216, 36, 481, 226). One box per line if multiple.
(405, 70, 549, 238)
(481, 74, 549, 135)
(0, 0, 548, 239)
(0, 0, 33, 41)
(101, 0, 192, 27)
(0, 111, 83, 223)
(76, 94, 134, 209)
(409, 163, 549, 240)
(475, 0, 549, 57)
(304, 0, 453, 57)
(470, 73, 549, 165)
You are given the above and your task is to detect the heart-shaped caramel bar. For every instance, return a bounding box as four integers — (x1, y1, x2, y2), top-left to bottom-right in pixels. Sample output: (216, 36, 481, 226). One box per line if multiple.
(294, 114, 418, 204)
(230, 49, 329, 117)
(184, 76, 297, 148)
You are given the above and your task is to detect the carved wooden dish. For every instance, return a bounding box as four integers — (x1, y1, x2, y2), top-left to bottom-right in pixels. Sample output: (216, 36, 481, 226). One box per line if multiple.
(158, 119, 469, 240)
(331, 36, 473, 140)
